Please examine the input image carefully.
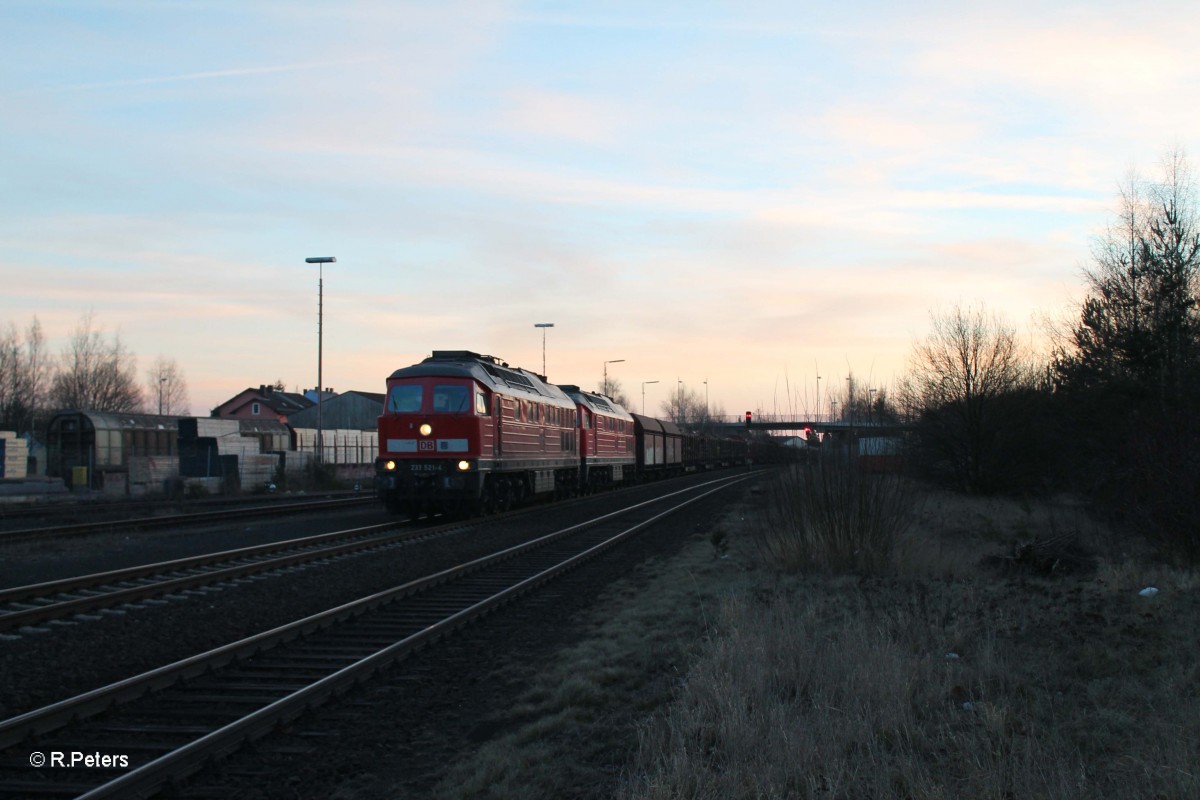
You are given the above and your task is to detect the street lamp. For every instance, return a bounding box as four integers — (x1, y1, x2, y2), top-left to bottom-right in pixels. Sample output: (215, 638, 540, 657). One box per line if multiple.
(534, 323, 554, 377)
(641, 380, 659, 415)
(305, 256, 336, 462)
(158, 375, 167, 415)
(603, 359, 624, 396)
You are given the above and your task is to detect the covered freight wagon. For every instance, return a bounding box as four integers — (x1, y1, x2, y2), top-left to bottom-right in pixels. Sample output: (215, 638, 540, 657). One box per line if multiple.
(46, 411, 179, 493)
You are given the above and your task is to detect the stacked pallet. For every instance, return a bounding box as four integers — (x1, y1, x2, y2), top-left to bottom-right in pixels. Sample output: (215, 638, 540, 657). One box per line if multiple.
(177, 418, 280, 489)
(127, 455, 179, 496)
(0, 432, 28, 479)
(241, 453, 280, 488)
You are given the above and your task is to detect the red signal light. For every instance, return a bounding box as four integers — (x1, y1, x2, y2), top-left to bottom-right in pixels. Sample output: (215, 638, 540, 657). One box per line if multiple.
(745, 411, 752, 428)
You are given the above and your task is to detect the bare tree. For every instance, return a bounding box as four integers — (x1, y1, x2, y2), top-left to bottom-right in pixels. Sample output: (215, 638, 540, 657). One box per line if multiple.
(595, 376, 632, 411)
(0, 323, 23, 429)
(661, 382, 716, 427)
(146, 356, 191, 416)
(831, 374, 898, 425)
(0, 316, 50, 432)
(26, 317, 50, 420)
(902, 305, 1035, 492)
(49, 311, 144, 412)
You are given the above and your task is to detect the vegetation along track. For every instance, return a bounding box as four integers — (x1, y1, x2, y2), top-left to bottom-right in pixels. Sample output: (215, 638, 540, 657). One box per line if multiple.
(0, 471, 757, 799)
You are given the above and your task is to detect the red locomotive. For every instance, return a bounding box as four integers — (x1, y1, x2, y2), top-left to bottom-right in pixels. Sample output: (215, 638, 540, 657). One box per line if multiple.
(375, 350, 752, 516)
(559, 386, 635, 490)
(375, 351, 582, 515)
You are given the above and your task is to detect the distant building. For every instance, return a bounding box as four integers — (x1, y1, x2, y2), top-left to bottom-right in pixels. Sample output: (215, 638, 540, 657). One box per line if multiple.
(286, 390, 384, 431)
(211, 385, 314, 422)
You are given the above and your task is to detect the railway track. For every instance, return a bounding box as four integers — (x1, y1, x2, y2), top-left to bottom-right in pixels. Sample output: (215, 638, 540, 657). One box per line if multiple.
(0, 519, 439, 634)
(0, 496, 375, 544)
(0, 492, 364, 526)
(0, 471, 756, 799)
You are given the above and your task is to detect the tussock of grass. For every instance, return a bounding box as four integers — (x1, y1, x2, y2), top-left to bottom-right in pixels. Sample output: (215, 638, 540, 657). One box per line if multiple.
(757, 459, 915, 574)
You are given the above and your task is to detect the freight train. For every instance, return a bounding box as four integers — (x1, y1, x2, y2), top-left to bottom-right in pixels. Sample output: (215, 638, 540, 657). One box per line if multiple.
(374, 351, 752, 516)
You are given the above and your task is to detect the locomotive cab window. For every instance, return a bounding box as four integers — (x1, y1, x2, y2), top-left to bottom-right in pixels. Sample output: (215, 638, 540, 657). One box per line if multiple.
(388, 384, 423, 413)
(433, 385, 469, 412)
(476, 391, 489, 416)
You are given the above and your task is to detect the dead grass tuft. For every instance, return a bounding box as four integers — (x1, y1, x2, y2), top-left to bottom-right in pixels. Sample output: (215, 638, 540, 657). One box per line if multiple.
(756, 458, 916, 575)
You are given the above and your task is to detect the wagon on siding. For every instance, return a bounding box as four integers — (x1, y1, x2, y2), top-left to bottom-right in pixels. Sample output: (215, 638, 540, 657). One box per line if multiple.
(46, 411, 180, 494)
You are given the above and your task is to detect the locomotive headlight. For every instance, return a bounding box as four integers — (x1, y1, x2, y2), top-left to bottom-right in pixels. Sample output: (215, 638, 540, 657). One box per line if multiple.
(457, 460, 470, 471)
(385, 460, 396, 471)
(419, 423, 433, 436)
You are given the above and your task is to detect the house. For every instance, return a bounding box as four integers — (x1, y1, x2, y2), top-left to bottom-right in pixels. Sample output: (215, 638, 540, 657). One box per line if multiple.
(211, 385, 314, 422)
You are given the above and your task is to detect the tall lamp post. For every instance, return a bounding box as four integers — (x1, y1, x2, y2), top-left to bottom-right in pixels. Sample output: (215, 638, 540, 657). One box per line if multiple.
(641, 380, 658, 414)
(603, 359, 624, 396)
(305, 256, 336, 463)
(534, 323, 554, 377)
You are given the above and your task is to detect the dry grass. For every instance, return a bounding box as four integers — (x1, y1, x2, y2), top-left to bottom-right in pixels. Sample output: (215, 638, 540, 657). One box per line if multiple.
(617, 482, 1200, 800)
(757, 458, 916, 575)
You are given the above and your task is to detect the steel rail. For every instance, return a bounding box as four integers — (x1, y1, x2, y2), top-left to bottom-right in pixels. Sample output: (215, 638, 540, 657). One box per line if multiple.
(0, 521, 420, 632)
(0, 472, 758, 799)
(0, 496, 374, 543)
(0, 482, 607, 631)
(0, 474, 653, 631)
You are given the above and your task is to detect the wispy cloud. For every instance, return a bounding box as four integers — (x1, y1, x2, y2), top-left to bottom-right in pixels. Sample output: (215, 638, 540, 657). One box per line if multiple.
(7, 58, 377, 97)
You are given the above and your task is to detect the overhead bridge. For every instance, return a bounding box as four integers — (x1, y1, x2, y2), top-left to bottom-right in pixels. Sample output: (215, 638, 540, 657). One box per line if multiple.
(698, 418, 911, 434)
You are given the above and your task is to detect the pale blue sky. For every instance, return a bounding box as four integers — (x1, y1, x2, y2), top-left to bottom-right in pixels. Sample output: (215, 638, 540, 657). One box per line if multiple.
(3, 1, 1198, 417)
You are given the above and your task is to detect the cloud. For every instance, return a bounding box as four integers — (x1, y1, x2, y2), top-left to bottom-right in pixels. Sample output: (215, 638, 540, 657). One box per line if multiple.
(497, 89, 631, 146)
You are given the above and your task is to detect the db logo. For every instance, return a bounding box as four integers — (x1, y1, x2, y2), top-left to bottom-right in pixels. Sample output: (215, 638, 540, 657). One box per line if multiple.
(418, 440, 436, 451)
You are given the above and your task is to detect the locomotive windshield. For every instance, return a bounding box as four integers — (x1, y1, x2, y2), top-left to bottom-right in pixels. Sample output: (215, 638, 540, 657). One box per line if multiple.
(433, 384, 470, 412)
(387, 382, 472, 413)
(387, 384, 422, 413)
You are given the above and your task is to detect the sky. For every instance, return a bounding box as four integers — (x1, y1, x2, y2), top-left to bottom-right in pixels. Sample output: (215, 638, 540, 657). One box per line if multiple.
(3, 1, 1199, 421)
